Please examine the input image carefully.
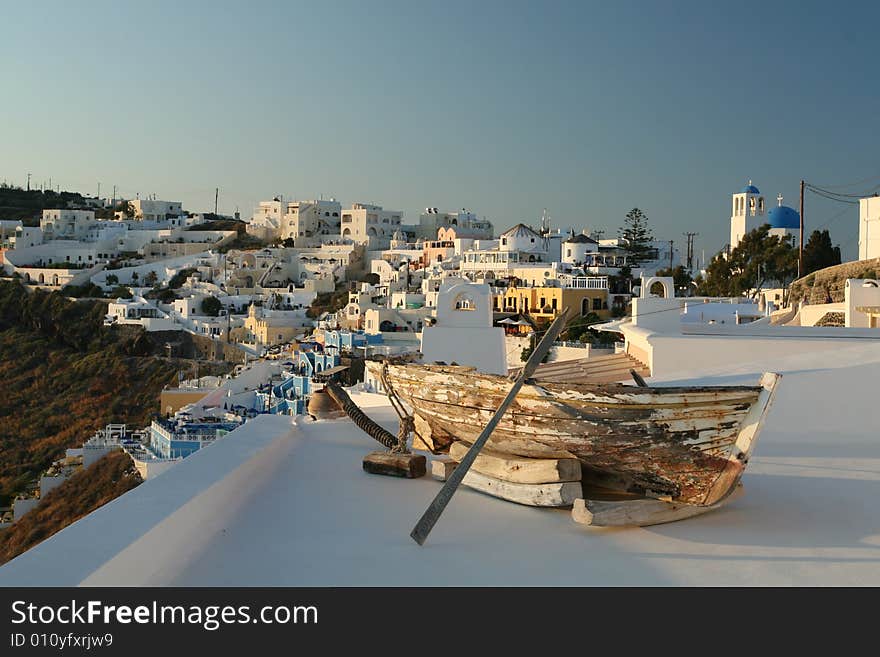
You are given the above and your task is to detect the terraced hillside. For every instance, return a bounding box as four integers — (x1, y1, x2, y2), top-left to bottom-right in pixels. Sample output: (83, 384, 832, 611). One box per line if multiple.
(788, 257, 880, 305)
(0, 280, 179, 506)
(0, 450, 142, 565)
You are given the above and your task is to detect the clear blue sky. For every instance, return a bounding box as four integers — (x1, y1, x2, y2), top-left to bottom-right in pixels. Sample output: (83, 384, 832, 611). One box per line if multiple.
(2, 0, 878, 260)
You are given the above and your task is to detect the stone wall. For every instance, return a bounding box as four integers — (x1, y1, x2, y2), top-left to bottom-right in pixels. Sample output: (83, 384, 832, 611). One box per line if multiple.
(788, 258, 880, 305)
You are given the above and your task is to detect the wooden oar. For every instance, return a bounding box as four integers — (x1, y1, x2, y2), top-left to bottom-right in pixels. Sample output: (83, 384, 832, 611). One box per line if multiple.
(410, 308, 571, 546)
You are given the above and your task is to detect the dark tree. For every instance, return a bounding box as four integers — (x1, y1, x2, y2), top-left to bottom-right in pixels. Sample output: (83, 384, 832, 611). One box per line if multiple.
(618, 208, 654, 265)
(608, 264, 633, 294)
(201, 296, 223, 317)
(564, 312, 601, 343)
(802, 229, 841, 276)
(655, 266, 694, 296)
(697, 225, 797, 298)
(119, 201, 137, 218)
(110, 285, 133, 300)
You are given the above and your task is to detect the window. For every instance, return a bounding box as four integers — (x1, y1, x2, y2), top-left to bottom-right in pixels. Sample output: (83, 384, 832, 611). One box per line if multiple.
(501, 238, 507, 246)
(453, 292, 476, 311)
(593, 297, 602, 310)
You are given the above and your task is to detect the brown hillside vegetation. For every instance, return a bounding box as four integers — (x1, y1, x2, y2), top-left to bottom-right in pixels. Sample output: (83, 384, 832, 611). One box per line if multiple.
(0, 186, 91, 225)
(788, 257, 880, 305)
(0, 450, 142, 565)
(0, 280, 181, 505)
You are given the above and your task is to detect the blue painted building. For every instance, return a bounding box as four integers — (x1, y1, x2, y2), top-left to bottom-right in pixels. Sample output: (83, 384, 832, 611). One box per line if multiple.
(255, 349, 343, 416)
(149, 419, 241, 459)
(323, 329, 382, 355)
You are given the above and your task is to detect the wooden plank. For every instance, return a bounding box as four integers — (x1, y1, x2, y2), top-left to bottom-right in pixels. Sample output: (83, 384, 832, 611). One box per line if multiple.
(363, 451, 426, 478)
(701, 372, 780, 505)
(462, 470, 581, 507)
(372, 360, 772, 506)
(449, 441, 581, 484)
(571, 484, 744, 527)
(431, 456, 457, 481)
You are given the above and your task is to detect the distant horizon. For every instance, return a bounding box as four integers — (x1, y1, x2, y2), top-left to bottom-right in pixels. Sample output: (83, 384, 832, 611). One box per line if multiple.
(3, 1, 877, 261)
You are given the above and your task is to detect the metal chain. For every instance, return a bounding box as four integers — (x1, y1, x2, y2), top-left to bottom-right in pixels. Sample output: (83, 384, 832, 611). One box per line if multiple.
(380, 361, 423, 454)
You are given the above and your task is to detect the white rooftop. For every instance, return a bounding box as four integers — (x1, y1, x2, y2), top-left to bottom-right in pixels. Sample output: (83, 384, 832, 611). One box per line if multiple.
(2, 339, 880, 586)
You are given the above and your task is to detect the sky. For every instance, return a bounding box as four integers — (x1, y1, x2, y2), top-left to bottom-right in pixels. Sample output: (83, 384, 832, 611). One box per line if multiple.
(1, 0, 878, 261)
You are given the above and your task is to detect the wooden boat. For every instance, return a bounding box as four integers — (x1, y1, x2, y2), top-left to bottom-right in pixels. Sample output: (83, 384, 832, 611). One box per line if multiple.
(366, 361, 780, 507)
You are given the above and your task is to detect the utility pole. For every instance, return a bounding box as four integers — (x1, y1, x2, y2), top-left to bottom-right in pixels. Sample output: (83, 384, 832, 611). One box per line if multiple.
(668, 240, 674, 269)
(798, 179, 805, 279)
(26, 173, 31, 191)
(215, 187, 219, 215)
(97, 182, 101, 199)
(112, 185, 117, 204)
(683, 232, 698, 271)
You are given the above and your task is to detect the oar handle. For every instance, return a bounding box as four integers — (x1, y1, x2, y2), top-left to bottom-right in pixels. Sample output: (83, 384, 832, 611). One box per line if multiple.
(410, 308, 570, 546)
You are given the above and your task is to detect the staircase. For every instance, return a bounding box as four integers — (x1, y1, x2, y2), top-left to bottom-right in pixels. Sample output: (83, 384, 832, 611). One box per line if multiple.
(512, 352, 651, 385)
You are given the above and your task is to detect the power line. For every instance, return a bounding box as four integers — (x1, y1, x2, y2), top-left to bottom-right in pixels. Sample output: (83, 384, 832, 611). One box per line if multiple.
(812, 173, 880, 190)
(804, 185, 861, 205)
(806, 182, 880, 200)
(812, 204, 852, 232)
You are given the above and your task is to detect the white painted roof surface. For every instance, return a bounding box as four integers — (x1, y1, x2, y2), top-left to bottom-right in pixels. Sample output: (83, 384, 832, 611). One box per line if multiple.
(2, 339, 880, 586)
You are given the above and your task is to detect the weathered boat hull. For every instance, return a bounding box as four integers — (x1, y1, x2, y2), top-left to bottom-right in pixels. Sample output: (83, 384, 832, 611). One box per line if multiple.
(367, 362, 780, 507)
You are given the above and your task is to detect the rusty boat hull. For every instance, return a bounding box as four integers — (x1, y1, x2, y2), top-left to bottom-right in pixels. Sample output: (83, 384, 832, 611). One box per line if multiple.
(368, 362, 781, 506)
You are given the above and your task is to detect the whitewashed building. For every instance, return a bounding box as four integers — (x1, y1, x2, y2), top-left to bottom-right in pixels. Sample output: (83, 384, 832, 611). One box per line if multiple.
(562, 233, 600, 265)
(248, 198, 285, 241)
(129, 199, 184, 221)
(420, 278, 507, 374)
(859, 195, 880, 261)
(729, 181, 767, 251)
(280, 199, 341, 245)
(40, 209, 97, 240)
(417, 207, 493, 240)
(340, 203, 402, 249)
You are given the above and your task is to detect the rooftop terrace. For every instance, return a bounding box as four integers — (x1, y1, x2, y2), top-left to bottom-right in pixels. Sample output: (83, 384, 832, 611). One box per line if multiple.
(1, 338, 880, 585)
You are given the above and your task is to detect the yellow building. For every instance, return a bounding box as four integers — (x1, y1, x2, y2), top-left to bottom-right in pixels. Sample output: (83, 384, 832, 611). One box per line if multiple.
(493, 284, 610, 321)
(242, 304, 303, 346)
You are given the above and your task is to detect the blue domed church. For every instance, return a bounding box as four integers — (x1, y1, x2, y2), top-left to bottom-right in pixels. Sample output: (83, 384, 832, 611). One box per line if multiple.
(729, 181, 799, 251)
(766, 195, 800, 246)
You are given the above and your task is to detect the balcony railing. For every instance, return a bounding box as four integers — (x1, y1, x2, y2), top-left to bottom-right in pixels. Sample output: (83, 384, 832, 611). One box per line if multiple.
(563, 276, 608, 289)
